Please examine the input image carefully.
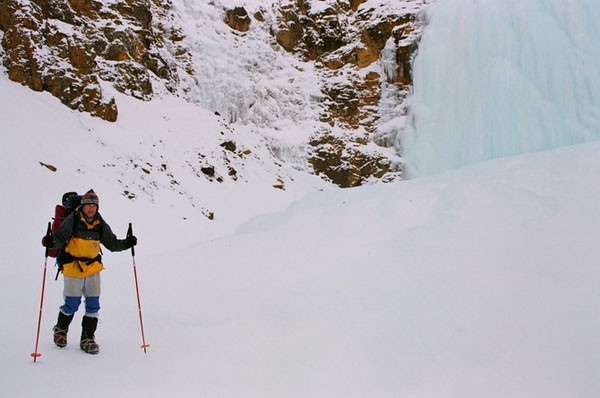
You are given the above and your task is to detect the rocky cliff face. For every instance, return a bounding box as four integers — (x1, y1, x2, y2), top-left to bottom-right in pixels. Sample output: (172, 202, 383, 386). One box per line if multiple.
(268, 0, 427, 186)
(0, 0, 189, 121)
(0, 0, 429, 187)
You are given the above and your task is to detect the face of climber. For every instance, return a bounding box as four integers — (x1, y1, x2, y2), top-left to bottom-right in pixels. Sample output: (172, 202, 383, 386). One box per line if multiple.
(82, 203, 98, 219)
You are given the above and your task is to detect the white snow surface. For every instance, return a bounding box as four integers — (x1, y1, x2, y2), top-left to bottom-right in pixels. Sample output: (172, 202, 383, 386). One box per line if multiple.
(1, 0, 600, 397)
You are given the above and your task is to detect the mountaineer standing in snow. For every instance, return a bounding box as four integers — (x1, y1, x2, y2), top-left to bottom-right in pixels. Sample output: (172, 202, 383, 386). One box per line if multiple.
(42, 189, 137, 354)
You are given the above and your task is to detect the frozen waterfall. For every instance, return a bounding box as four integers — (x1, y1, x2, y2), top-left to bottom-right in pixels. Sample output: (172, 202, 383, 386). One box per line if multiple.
(401, 0, 600, 177)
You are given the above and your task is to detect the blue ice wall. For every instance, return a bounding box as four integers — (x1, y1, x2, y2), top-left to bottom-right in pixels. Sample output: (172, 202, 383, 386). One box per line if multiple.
(401, 0, 600, 177)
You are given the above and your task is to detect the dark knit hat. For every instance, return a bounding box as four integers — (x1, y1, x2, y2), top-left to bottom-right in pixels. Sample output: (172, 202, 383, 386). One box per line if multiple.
(81, 189, 99, 208)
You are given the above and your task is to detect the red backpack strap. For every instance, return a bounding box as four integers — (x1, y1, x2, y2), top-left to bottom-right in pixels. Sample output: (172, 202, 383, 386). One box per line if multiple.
(51, 205, 68, 232)
(48, 205, 68, 258)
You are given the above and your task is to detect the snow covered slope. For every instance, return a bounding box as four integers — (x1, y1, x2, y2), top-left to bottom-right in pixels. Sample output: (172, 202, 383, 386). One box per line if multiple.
(1, 76, 599, 397)
(2, 0, 600, 396)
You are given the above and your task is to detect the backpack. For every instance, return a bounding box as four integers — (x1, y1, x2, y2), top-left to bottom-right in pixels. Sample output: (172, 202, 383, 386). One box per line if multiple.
(48, 191, 82, 258)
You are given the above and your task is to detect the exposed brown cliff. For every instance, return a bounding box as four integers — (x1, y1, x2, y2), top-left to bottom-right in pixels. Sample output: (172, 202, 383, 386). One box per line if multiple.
(0, 0, 187, 121)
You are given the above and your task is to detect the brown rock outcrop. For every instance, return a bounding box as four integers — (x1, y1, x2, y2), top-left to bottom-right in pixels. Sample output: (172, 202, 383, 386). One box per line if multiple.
(0, 0, 184, 121)
(224, 7, 251, 33)
(273, 0, 425, 186)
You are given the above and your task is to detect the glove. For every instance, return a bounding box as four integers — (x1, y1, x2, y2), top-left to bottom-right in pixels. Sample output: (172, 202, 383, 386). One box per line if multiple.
(42, 235, 54, 248)
(126, 235, 137, 248)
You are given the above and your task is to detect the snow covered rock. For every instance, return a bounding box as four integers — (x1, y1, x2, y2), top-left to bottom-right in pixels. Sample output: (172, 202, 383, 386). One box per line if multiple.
(0, 0, 184, 121)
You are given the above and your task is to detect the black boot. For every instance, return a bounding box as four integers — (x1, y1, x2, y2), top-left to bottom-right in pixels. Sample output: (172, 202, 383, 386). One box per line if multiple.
(80, 316, 100, 355)
(53, 312, 74, 348)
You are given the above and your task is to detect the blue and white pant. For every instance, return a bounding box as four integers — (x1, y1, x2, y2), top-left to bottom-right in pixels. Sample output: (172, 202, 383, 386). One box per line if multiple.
(60, 273, 101, 318)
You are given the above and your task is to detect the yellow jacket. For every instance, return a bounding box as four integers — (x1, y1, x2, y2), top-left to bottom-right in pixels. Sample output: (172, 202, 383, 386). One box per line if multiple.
(54, 210, 129, 278)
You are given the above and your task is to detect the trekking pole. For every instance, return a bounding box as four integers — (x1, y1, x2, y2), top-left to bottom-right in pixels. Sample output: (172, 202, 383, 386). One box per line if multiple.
(128, 223, 149, 353)
(31, 222, 52, 362)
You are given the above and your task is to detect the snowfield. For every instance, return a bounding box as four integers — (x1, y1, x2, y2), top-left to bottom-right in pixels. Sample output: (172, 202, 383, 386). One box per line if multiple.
(1, 0, 600, 397)
(1, 74, 598, 396)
